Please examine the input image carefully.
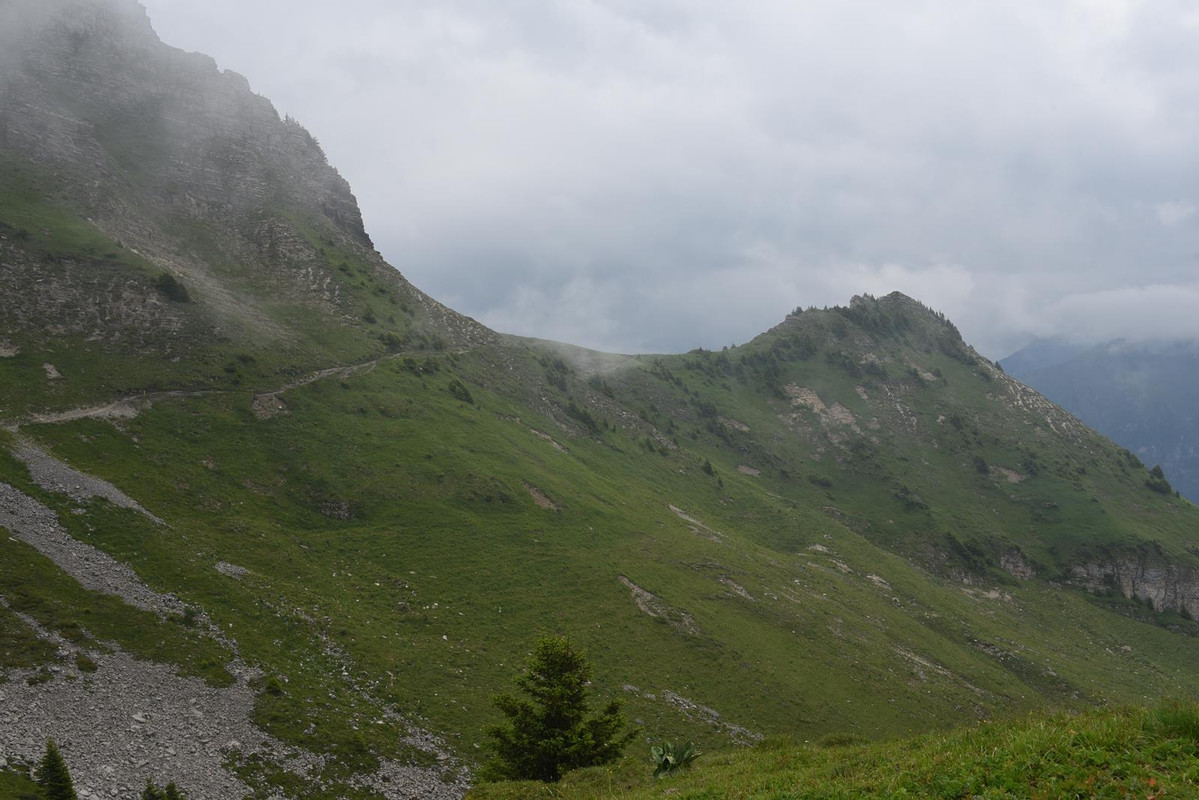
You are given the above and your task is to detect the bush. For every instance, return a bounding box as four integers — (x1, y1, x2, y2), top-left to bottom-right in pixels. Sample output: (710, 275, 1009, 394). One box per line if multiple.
(153, 272, 191, 303)
(483, 635, 636, 782)
(141, 781, 187, 800)
(1146, 465, 1174, 495)
(651, 740, 702, 777)
(447, 379, 474, 404)
(564, 401, 598, 433)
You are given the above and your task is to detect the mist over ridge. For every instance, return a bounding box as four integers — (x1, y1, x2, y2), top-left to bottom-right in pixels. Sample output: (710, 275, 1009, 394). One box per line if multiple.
(125, 0, 1199, 359)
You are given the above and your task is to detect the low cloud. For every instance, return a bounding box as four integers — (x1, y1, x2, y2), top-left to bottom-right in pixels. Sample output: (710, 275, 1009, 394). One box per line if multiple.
(1040, 284, 1199, 343)
(139, 0, 1199, 358)
(1155, 201, 1197, 226)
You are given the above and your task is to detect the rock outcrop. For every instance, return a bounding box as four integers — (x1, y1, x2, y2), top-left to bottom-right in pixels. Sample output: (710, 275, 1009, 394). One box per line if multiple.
(0, 0, 493, 405)
(1071, 557, 1199, 618)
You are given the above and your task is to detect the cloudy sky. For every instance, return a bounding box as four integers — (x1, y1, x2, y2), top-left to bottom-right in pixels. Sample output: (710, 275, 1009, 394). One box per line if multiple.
(139, 0, 1199, 358)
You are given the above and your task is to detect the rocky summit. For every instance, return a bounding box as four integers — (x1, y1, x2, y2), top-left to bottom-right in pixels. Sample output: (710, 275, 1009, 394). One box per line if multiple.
(3, 2, 1199, 799)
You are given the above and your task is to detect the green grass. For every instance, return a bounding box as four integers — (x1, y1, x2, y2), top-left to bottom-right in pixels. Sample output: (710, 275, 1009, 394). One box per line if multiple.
(7, 296, 1199, 796)
(14, 335, 1199, 753)
(0, 444, 235, 687)
(0, 155, 158, 273)
(468, 700, 1199, 798)
(4, 27, 1198, 794)
(0, 765, 40, 800)
(0, 148, 435, 418)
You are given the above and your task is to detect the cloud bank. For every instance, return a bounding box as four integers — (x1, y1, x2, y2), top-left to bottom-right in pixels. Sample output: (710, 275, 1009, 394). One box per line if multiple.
(140, 0, 1199, 357)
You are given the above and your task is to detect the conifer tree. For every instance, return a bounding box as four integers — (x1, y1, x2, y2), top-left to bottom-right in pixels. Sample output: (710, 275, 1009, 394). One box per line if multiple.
(35, 739, 77, 800)
(140, 780, 185, 799)
(483, 635, 636, 782)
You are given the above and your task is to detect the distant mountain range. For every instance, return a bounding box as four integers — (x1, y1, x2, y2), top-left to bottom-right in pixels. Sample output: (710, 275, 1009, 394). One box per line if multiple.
(1002, 337, 1199, 503)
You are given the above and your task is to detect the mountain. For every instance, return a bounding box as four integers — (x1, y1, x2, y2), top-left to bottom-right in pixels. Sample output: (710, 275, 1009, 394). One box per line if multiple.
(0, 0, 489, 420)
(996, 336, 1087, 379)
(1003, 337, 1199, 503)
(3, 2, 1199, 799)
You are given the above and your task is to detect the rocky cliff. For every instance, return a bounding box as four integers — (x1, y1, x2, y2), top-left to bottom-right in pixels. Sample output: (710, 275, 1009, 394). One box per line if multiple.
(0, 0, 490, 415)
(1072, 556, 1199, 618)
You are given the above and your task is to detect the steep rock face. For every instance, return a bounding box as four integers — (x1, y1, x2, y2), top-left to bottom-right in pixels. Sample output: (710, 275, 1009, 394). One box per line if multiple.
(1071, 558, 1199, 618)
(0, 0, 492, 412)
(1, 0, 369, 246)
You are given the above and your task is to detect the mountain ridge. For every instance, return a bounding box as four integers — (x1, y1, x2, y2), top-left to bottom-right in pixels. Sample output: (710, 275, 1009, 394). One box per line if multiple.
(0, 0, 492, 419)
(3, 2, 1199, 799)
(1003, 336, 1199, 503)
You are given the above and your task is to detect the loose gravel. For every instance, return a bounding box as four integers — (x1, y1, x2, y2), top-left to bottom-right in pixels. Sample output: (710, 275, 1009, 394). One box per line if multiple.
(0, 481, 181, 618)
(0, 614, 300, 800)
(13, 438, 163, 524)
(0, 478, 471, 798)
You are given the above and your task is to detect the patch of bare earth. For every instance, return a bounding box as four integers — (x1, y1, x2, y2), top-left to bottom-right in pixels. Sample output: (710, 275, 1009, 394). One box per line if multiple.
(784, 384, 826, 413)
(523, 482, 559, 511)
(990, 465, 1025, 483)
(620, 685, 760, 745)
(618, 575, 701, 635)
(250, 393, 287, 419)
(0, 619, 292, 800)
(0, 481, 179, 618)
(782, 385, 861, 433)
(719, 577, 754, 601)
(659, 690, 761, 745)
(668, 504, 721, 540)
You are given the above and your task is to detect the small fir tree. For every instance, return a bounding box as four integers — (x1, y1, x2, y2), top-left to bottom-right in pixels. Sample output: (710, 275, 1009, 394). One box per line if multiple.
(141, 780, 185, 799)
(484, 635, 637, 782)
(36, 739, 77, 800)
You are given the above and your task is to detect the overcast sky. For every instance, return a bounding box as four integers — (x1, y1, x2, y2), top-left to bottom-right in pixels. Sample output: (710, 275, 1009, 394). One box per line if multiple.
(138, 0, 1199, 358)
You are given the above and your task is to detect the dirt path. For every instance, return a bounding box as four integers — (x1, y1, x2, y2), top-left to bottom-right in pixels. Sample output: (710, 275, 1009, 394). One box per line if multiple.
(4, 348, 463, 430)
(17, 390, 217, 428)
(250, 357, 382, 419)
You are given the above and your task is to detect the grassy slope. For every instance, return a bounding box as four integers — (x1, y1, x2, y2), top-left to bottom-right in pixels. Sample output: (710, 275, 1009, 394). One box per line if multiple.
(0, 767, 40, 800)
(468, 701, 1199, 799)
(6, 305, 1199, 794)
(0, 146, 444, 418)
(4, 10, 1196, 795)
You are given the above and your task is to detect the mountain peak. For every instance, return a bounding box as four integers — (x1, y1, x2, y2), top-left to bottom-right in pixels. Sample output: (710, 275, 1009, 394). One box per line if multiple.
(0, 0, 492, 412)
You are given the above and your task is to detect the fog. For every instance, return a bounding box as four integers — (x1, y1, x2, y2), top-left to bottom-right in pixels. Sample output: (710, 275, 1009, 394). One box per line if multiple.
(137, 0, 1199, 357)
